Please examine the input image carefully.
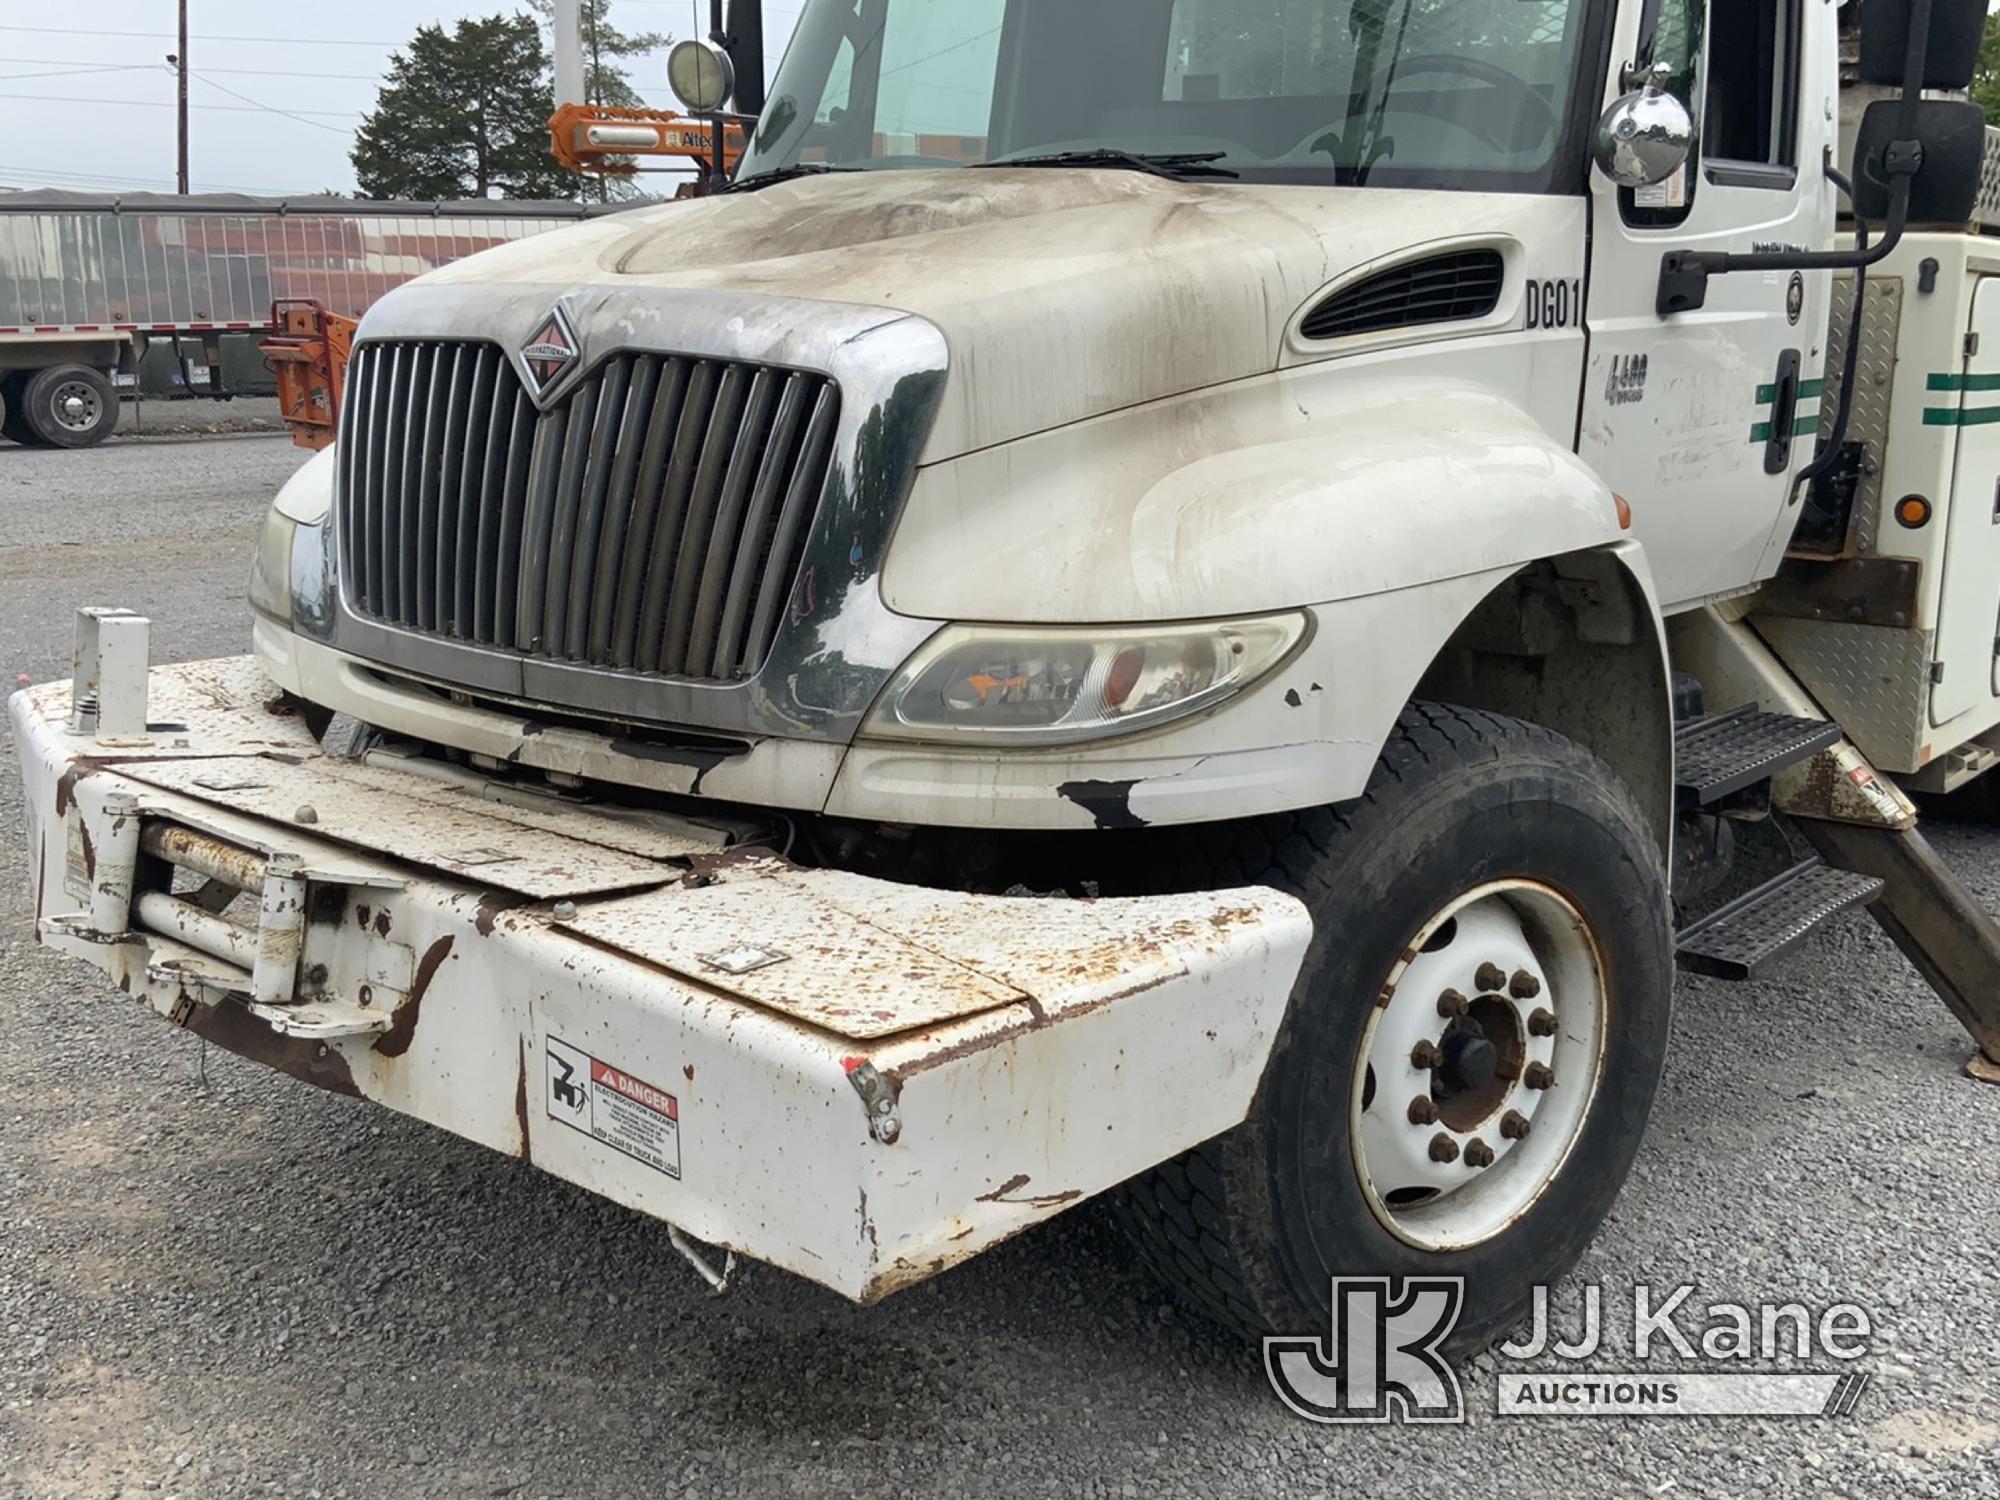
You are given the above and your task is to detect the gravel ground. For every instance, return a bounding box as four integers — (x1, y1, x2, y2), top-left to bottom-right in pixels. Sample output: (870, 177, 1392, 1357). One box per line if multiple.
(113, 398, 287, 442)
(2, 437, 1998, 1500)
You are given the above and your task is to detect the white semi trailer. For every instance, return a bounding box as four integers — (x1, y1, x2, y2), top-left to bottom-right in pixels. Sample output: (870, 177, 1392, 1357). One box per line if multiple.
(12, 0, 2000, 1350)
(0, 193, 617, 447)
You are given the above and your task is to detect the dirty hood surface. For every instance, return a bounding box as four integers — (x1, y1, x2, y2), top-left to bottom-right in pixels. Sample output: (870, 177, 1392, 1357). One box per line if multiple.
(420, 169, 1554, 461)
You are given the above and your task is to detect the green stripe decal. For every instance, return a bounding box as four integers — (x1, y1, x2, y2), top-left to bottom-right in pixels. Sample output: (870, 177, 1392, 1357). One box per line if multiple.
(1755, 379, 1826, 403)
(1928, 373, 2000, 392)
(1749, 413, 1823, 443)
(1925, 405, 2000, 426)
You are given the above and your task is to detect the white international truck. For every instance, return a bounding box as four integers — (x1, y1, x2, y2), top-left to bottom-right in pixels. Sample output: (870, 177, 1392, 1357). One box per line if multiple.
(13, 0, 2000, 1351)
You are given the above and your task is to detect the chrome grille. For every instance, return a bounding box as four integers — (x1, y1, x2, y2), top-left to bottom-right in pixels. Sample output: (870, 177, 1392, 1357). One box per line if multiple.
(338, 340, 841, 683)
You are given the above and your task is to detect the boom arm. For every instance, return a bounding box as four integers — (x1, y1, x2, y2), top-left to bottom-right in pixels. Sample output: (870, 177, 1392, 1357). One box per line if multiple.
(546, 0, 750, 182)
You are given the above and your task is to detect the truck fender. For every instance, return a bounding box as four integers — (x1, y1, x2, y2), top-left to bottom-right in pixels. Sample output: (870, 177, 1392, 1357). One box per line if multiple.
(883, 373, 1628, 623)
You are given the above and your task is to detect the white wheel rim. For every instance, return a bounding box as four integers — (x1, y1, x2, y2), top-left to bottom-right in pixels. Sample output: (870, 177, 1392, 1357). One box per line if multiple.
(51, 380, 102, 433)
(1349, 880, 1607, 1252)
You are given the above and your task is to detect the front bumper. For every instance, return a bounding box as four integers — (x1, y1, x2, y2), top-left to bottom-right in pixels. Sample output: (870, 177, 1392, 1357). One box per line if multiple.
(10, 650, 1310, 1303)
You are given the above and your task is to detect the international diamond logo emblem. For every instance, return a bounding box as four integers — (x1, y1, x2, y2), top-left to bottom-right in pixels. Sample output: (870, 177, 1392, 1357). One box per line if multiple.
(521, 304, 580, 401)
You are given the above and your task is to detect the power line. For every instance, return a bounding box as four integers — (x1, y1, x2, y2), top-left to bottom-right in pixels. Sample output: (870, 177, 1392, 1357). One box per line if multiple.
(0, 25, 394, 47)
(0, 163, 311, 194)
(6, 57, 385, 82)
(192, 71, 356, 135)
(0, 64, 157, 83)
(0, 92, 359, 122)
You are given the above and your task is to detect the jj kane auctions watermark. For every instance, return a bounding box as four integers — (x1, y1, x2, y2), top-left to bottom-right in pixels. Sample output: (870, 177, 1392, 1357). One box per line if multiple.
(1266, 1279, 1876, 1424)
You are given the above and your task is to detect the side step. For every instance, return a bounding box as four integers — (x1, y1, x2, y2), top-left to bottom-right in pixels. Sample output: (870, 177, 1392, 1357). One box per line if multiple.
(1676, 859, 1884, 980)
(1676, 706, 1845, 809)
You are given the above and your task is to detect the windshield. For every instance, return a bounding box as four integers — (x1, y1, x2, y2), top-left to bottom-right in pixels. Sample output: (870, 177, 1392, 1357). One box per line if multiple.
(740, 0, 1591, 190)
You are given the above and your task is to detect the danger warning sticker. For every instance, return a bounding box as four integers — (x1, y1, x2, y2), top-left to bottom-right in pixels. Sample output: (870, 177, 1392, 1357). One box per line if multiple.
(545, 1035, 681, 1179)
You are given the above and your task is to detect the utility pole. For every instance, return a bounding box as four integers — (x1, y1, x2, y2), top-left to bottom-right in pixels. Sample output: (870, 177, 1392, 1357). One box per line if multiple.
(175, 0, 190, 193)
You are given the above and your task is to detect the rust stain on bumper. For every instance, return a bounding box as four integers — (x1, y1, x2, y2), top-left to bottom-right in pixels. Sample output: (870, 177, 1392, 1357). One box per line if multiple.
(180, 999, 361, 1099)
(374, 935, 455, 1058)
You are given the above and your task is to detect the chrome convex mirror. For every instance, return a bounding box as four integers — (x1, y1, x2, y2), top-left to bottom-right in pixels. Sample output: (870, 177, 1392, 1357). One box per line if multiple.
(1593, 64, 1694, 189)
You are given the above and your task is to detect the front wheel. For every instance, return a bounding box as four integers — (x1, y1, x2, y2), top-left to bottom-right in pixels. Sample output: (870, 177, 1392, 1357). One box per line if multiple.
(20, 365, 117, 448)
(1119, 705, 1673, 1349)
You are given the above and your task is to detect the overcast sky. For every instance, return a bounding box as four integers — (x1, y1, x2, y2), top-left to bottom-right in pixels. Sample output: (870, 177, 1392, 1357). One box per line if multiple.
(0, 1, 804, 196)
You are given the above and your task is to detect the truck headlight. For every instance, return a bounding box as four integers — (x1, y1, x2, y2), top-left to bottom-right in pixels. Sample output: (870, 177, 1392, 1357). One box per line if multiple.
(249, 507, 298, 626)
(863, 615, 1308, 747)
(250, 447, 337, 632)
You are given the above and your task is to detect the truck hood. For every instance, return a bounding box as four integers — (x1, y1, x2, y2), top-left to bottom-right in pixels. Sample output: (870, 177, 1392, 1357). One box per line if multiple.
(420, 169, 1559, 462)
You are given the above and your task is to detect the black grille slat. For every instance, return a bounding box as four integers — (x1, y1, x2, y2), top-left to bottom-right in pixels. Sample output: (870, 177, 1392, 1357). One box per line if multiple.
(1300, 250, 1506, 341)
(540, 370, 603, 659)
(382, 345, 413, 620)
(634, 362, 721, 675)
(430, 345, 472, 634)
(743, 384, 840, 675)
(340, 338, 837, 687)
(688, 368, 780, 677)
(451, 347, 498, 638)
(493, 389, 534, 646)
(714, 374, 813, 678)
(364, 345, 396, 614)
(408, 344, 445, 624)
(609, 358, 691, 670)
(587, 355, 663, 663)
(564, 355, 636, 660)
(661, 365, 751, 677)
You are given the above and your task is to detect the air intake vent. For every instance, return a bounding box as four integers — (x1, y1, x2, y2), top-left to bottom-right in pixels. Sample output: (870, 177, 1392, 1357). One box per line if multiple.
(1300, 250, 1506, 342)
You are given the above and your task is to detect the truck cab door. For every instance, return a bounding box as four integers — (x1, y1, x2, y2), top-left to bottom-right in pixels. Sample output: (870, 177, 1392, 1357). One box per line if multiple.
(1578, 0, 1837, 611)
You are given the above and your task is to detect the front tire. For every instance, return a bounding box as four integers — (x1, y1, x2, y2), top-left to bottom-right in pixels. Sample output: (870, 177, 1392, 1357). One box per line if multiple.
(20, 365, 117, 448)
(1120, 704, 1672, 1349)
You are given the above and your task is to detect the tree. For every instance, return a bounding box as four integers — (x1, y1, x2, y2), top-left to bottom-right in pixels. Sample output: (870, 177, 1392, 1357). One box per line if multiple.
(527, 0, 671, 110)
(1975, 12, 2000, 123)
(351, 15, 578, 201)
(526, 0, 673, 200)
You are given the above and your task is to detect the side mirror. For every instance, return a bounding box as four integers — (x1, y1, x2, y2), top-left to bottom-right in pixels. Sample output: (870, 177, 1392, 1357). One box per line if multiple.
(1593, 76, 1694, 190)
(1851, 98, 1988, 223)
(1860, 0, 1988, 90)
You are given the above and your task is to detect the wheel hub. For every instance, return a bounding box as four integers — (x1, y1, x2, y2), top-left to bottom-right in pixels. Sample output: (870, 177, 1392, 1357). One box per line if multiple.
(1350, 882, 1608, 1251)
(1438, 1024, 1496, 1092)
(51, 381, 101, 432)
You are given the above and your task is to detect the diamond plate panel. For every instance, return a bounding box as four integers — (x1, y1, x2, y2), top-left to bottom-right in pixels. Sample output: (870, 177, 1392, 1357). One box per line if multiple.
(1812, 274, 1904, 557)
(1752, 616, 1933, 772)
(1978, 126, 2000, 228)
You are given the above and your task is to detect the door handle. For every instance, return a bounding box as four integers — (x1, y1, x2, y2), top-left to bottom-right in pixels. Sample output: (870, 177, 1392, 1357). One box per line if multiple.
(1765, 349, 1803, 475)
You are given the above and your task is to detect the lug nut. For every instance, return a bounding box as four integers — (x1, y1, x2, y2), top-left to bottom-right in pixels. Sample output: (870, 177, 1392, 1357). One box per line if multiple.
(1524, 1062, 1555, 1091)
(1437, 988, 1470, 1019)
(1428, 1132, 1460, 1163)
(1528, 1008, 1558, 1038)
(1510, 969, 1542, 1000)
(1411, 1040, 1443, 1070)
(1407, 1095, 1439, 1126)
(1464, 1138, 1496, 1168)
(1500, 1110, 1531, 1140)
(1475, 961, 1506, 993)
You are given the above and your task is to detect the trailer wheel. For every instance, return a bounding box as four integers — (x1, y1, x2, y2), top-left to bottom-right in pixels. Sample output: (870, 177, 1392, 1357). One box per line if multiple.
(20, 365, 117, 448)
(0, 372, 44, 446)
(1117, 704, 1672, 1349)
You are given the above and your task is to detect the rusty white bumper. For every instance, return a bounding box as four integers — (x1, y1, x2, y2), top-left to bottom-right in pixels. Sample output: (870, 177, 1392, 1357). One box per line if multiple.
(10, 652, 1310, 1303)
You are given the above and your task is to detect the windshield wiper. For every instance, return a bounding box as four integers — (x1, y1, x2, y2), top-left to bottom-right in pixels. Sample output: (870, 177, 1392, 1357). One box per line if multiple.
(975, 149, 1239, 181)
(723, 162, 867, 194)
